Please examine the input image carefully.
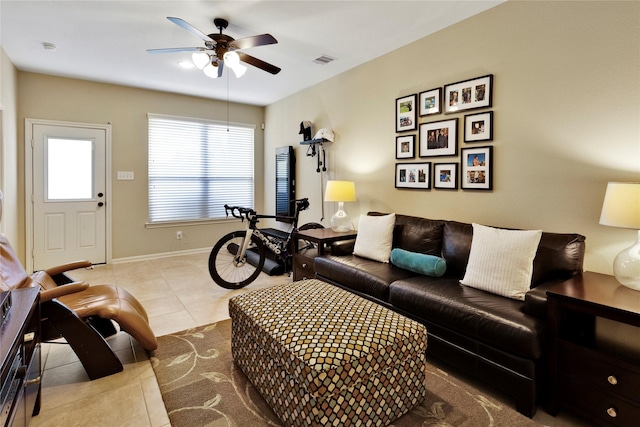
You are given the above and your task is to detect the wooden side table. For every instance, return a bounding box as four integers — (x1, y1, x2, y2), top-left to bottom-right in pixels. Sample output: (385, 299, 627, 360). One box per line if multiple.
(292, 228, 357, 281)
(547, 271, 640, 426)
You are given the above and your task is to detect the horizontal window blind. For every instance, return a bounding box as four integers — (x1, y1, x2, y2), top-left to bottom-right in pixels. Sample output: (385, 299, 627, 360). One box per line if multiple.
(148, 114, 254, 223)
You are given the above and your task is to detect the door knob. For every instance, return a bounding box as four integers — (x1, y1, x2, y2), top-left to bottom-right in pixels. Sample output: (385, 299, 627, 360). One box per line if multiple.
(98, 192, 104, 198)
(98, 202, 104, 207)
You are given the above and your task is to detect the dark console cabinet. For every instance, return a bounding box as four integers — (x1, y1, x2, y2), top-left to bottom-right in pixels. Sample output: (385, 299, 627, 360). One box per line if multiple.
(0, 288, 41, 427)
(547, 272, 640, 425)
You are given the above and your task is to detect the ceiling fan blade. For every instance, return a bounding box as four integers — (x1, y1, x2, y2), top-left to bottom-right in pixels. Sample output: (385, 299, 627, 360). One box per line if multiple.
(217, 61, 224, 78)
(147, 47, 204, 54)
(237, 53, 281, 75)
(167, 17, 214, 43)
(229, 34, 277, 50)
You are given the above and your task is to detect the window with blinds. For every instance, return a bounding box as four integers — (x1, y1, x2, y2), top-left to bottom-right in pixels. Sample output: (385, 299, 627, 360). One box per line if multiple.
(148, 114, 255, 224)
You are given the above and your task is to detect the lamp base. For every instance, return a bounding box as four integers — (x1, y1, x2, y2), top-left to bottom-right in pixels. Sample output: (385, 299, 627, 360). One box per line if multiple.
(330, 208, 353, 232)
(613, 230, 640, 290)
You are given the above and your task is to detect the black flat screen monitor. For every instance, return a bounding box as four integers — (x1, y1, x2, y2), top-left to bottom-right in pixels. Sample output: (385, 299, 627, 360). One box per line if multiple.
(275, 146, 295, 222)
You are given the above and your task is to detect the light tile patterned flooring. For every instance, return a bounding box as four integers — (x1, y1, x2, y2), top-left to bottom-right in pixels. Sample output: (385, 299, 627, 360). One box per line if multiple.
(31, 251, 290, 427)
(30, 251, 586, 426)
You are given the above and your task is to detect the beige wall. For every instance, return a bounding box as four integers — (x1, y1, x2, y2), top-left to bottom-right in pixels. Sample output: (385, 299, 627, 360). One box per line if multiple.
(0, 46, 19, 245)
(264, 1, 640, 274)
(17, 73, 265, 259)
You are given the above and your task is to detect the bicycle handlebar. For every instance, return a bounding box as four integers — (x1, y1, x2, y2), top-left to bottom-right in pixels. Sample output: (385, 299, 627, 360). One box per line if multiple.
(295, 198, 310, 213)
(224, 204, 256, 220)
(224, 198, 309, 222)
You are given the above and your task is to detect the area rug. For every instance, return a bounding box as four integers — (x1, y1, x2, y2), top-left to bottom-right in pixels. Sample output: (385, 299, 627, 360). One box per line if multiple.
(151, 320, 540, 427)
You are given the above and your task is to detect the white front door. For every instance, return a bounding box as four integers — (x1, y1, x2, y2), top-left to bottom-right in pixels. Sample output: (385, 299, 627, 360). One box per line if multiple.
(30, 123, 108, 270)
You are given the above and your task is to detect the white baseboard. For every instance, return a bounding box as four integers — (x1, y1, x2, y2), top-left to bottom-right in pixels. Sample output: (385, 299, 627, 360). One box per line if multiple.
(112, 247, 210, 264)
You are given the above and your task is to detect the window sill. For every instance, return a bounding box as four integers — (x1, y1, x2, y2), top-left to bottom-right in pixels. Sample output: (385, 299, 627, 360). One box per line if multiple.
(145, 218, 238, 229)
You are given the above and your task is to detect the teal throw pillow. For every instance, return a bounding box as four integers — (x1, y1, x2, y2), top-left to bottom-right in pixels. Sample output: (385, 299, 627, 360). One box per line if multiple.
(390, 248, 447, 277)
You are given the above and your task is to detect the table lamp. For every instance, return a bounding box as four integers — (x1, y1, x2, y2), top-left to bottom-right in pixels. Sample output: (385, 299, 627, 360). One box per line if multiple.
(324, 180, 356, 232)
(599, 182, 640, 290)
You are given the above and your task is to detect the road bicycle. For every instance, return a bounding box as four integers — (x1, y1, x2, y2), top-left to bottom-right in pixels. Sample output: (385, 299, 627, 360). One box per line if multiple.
(208, 198, 311, 289)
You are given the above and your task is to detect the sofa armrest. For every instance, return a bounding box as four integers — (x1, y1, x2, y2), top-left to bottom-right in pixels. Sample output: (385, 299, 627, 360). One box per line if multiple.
(523, 279, 566, 318)
(330, 239, 356, 256)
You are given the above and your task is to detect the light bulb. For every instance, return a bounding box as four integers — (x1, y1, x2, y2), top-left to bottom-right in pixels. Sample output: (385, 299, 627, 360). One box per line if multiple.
(231, 63, 247, 78)
(223, 51, 240, 67)
(223, 51, 246, 78)
(192, 52, 210, 69)
(203, 63, 219, 78)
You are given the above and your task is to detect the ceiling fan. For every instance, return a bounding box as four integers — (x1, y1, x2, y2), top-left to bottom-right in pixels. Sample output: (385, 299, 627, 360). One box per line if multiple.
(148, 17, 281, 78)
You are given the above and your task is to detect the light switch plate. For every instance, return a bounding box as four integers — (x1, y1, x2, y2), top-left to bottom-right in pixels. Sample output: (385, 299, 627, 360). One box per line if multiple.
(117, 171, 134, 180)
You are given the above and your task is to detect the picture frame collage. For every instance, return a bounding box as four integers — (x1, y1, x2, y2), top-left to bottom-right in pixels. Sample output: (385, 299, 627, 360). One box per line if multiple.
(395, 74, 494, 190)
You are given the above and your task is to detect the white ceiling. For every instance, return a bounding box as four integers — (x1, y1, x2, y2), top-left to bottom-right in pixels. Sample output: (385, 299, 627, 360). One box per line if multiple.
(1, 1, 504, 106)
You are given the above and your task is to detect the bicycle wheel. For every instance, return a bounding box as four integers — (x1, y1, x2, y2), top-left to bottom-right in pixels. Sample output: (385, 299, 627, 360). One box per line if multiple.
(209, 230, 266, 289)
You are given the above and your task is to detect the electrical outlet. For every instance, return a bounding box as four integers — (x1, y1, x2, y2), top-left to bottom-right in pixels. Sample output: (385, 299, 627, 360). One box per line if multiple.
(176, 231, 182, 240)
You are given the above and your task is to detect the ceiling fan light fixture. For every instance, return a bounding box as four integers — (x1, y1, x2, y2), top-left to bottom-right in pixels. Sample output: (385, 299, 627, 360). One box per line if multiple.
(203, 62, 219, 78)
(192, 52, 210, 69)
(223, 51, 239, 66)
(223, 51, 247, 78)
(150, 17, 280, 78)
(231, 62, 247, 78)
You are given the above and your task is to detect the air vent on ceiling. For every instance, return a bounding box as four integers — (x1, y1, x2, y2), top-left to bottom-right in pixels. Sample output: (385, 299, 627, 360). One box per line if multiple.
(313, 55, 336, 65)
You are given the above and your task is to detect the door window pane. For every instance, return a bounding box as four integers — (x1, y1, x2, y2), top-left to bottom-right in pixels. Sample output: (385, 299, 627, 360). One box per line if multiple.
(47, 138, 93, 200)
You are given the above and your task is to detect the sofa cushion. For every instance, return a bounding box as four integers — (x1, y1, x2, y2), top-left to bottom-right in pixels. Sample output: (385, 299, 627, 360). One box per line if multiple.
(390, 248, 446, 277)
(461, 224, 542, 301)
(369, 212, 444, 255)
(441, 221, 473, 278)
(314, 255, 417, 302)
(530, 232, 586, 286)
(353, 213, 395, 262)
(389, 276, 546, 359)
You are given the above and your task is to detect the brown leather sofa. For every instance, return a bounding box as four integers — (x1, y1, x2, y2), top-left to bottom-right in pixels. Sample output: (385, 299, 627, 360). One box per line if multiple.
(314, 213, 586, 418)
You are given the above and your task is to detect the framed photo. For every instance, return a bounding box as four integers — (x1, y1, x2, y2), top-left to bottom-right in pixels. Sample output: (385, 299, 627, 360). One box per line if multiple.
(395, 162, 431, 189)
(464, 111, 493, 142)
(461, 146, 493, 190)
(396, 94, 417, 132)
(444, 74, 493, 114)
(396, 135, 415, 159)
(419, 118, 458, 157)
(434, 163, 458, 190)
(419, 88, 441, 116)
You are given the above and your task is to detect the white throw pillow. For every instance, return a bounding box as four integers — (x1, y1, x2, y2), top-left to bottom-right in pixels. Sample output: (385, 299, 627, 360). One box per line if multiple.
(353, 213, 396, 263)
(460, 223, 542, 301)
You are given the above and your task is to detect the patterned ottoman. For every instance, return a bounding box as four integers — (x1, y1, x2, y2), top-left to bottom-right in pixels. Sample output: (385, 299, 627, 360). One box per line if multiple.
(229, 279, 427, 427)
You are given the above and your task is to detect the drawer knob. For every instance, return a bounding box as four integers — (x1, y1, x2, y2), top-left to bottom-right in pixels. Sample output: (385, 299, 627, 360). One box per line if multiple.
(302, 263, 307, 268)
(607, 407, 618, 418)
(607, 375, 618, 385)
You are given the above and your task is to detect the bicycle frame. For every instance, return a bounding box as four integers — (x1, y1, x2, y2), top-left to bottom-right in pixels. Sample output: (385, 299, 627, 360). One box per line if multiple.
(227, 199, 308, 265)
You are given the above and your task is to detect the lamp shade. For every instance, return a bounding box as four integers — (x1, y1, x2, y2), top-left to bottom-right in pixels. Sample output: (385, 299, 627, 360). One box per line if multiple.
(599, 182, 640, 229)
(324, 181, 356, 202)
